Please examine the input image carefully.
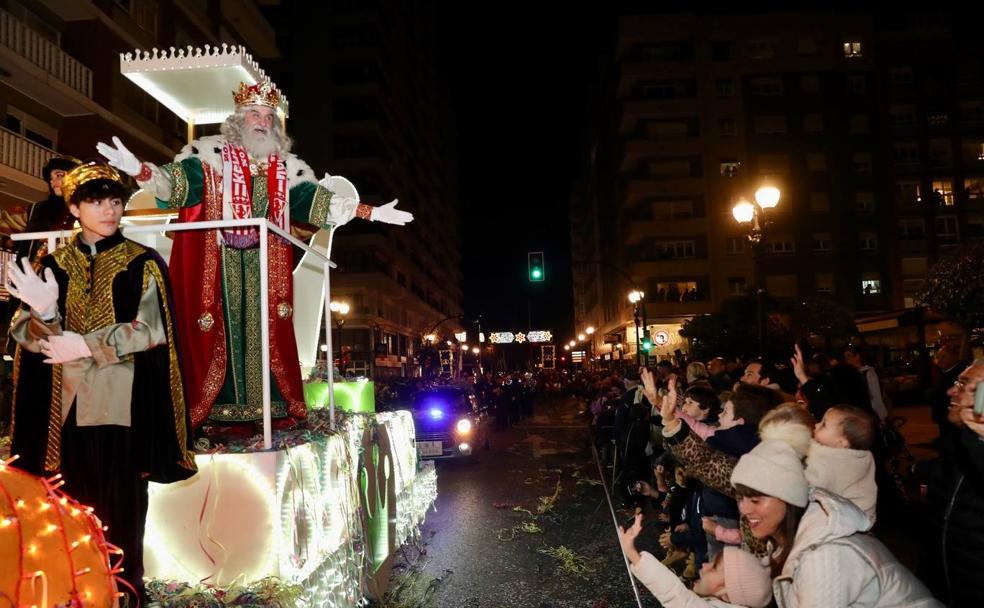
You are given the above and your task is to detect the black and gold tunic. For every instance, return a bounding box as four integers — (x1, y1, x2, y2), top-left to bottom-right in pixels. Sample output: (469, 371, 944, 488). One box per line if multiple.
(10, 231, 196, 481)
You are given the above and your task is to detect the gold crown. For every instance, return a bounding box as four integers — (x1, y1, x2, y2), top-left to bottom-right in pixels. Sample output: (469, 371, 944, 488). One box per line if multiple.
(61, 162, 124, 204)
(233, 81, 281, 110)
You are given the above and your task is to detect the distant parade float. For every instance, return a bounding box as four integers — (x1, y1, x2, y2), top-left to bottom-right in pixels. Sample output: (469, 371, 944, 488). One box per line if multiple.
(3, 44, 435, 607)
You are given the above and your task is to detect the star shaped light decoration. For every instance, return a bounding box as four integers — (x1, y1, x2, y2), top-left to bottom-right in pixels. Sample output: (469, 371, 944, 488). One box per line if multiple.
(514, 332, 527, 343)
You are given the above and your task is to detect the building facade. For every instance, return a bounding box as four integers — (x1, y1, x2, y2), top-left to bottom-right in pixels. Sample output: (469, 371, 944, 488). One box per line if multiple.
(572, 10, 984, 362)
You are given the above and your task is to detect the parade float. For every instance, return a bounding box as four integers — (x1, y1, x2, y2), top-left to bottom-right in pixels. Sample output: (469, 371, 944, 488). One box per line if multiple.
(7, 44, 436, 607)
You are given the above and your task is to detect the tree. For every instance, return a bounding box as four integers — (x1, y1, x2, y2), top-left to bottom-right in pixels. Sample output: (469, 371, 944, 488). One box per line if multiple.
(681, 294, 857, 360)
(917, 243, 984, 353)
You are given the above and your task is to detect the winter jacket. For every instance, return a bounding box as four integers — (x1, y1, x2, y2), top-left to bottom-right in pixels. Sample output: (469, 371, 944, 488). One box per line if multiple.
(804, 441, 877, 523)
(663, 422, 769, 557)
(631, 551, 748, 608)
(707, 425, 760, 458)
(773, 488, 941, 608)
(916, 426, 984, 606)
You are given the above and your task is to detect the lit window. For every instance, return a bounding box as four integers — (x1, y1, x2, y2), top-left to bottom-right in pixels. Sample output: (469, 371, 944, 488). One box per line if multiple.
(843, 41, 863, 58)
(931, 180, 954, 206)
(861, 277, 881, 295)
(720, 161, 741, 178)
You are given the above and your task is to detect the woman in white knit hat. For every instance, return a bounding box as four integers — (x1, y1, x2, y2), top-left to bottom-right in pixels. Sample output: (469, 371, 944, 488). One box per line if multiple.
(730, 440, 941, 607)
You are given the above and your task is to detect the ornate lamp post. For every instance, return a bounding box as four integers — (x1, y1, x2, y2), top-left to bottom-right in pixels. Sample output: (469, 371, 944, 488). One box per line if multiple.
(732, 186, 781, 356)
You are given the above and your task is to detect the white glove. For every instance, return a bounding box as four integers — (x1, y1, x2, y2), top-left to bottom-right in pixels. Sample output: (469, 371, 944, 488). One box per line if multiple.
(95, 136, 142, 177)
(7, 258, 58, 319)
(39, 331, 91, 364)
(370, 199, 414, 226)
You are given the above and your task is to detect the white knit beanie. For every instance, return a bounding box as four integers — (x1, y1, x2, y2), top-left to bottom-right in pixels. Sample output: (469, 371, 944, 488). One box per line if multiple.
(731, 439, 809, 507)
(722, 546, 774, 608)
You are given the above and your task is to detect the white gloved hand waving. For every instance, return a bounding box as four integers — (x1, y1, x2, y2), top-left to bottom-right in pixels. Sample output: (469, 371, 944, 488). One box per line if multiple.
(7, 257, 58, 319)
(370, 200, 414, 226)
(39, 331, 91, 364)
(95, 136, 142, 177)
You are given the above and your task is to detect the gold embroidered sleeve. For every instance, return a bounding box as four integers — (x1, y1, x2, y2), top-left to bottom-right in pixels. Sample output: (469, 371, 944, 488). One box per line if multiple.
(82, 275, 167, 369)
(152, 159, 205, 210)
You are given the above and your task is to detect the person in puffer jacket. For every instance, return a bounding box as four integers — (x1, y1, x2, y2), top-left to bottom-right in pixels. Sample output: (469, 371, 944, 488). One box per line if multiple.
(731, 440, 942, 607)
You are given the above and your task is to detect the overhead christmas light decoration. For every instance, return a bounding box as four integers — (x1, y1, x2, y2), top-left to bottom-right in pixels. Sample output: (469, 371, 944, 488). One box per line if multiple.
(488, 332, 515, 344)
(488, 330, 553, 344)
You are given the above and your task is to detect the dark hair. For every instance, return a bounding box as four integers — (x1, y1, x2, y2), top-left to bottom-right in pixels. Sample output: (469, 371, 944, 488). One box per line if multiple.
(749, 358, 778, 383)
(657, 360, 673, 369)
(43, 156, 80, 183)
(829, 405, 876, 450)
(733, 483, 806, 576)
(685, 385, 721, 420)
(70, 179, 130, 206)
(729, 384, 783, 427)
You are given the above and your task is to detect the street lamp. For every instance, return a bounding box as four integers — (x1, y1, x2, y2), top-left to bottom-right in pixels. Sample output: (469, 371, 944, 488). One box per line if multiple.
(586, 326, 595, 335)
(568, 340, 576, 348)
(627, 290, 647, 366)
(732, 185, 781, 356)
(578, 333, 586, 341)
(329, 301, 350, 373)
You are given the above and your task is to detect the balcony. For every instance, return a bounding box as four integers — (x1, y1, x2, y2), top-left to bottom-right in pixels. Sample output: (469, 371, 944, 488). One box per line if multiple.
(0, 126, 54, 205)
(0, 9, 94, 114)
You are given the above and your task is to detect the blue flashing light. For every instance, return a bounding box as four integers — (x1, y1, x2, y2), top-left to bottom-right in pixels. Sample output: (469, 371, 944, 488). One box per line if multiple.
(429, 407, 444, 420)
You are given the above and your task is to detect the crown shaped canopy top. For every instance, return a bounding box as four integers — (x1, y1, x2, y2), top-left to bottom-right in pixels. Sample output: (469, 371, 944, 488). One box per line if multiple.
(120, 44, 288, 125)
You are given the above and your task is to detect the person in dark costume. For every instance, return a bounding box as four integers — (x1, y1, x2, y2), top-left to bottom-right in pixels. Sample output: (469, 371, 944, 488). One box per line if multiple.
(7, 161, 197, 599)
(2, 156, 80, 357)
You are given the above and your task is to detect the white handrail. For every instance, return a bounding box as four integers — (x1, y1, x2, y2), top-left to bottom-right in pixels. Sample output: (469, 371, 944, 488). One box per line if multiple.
(12, 218, 337, 449)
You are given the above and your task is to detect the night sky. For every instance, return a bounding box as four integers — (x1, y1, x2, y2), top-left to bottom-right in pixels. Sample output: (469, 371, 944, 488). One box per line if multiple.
(437, 7, 614, 341)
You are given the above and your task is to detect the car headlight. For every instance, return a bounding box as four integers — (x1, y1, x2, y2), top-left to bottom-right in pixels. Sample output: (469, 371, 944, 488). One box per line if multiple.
(456, 419, 472, 434)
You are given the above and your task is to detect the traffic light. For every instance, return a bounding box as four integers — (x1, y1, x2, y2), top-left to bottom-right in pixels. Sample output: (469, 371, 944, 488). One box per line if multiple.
(641, 331, 653, 352)
(528, 251, 545, 282)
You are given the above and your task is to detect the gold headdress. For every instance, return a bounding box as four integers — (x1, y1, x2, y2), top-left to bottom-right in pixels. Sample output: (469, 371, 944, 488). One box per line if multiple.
(233, 81, 282, 111)
(61, 162, 124, 204)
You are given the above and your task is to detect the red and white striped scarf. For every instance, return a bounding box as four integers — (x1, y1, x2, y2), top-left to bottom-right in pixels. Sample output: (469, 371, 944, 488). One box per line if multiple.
(221, 143, 288, 249)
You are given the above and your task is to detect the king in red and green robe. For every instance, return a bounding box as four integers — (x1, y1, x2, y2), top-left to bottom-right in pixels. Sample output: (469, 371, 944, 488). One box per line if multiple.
(137, 135, 368, 427)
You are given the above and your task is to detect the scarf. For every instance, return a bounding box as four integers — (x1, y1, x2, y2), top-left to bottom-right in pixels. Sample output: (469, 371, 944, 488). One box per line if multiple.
(220, 143, 288, 248)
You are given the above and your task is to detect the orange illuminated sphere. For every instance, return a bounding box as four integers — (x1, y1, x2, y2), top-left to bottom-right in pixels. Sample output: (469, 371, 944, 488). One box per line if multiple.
(0, 456, 119, 607)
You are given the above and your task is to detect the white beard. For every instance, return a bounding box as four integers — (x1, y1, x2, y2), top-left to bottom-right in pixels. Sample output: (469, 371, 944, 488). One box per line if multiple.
(241, 128, 278, 159)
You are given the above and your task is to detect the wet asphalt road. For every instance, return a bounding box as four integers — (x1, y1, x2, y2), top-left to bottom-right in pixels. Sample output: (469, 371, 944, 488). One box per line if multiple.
(379, 397, 661, 608)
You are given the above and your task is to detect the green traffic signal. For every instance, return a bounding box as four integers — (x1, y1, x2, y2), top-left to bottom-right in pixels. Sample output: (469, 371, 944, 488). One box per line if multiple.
(528, 251, 545, 282)
(641, 331, 653, 352)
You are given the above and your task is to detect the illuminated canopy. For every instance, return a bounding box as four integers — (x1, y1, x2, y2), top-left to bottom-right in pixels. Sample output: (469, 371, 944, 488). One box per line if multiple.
(120, 44, 289, 125)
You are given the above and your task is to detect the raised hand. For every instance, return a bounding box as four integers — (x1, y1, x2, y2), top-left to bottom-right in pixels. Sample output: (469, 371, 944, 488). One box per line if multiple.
(95, 136, 142, 177)
(7, 258, 58, 319)
(370, 199, 414, 225)
(791, 344, 809, 385)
